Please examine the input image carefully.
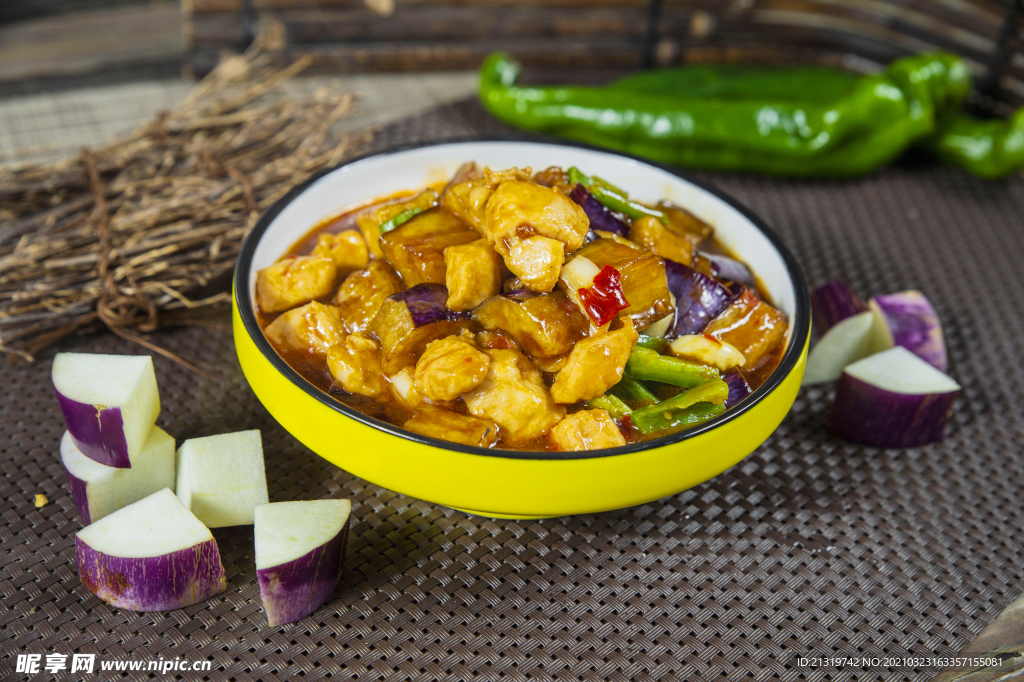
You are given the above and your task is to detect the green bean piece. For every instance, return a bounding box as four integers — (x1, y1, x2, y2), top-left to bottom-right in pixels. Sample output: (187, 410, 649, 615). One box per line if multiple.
(625, 346, 719, 388)
(635, 334, 670, 353)
(609, 370, 658, 408)
(378, 207, 424, 234)
(589, 186, 669, 225)
(567, 166, 593, 188)
(632, 402, 727, 436)
(587, 394, 632, 419)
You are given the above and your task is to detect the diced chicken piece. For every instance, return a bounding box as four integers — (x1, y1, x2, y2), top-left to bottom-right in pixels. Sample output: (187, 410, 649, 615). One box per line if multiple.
(550, 321, 639, 404)
(570, 238, 673, 330)
(380, 208, 479, 286)
(485, 180, 590, 251)
(413, 336, 491, 401)
(500, 235, 565, 292)
(463, 349, 565, 443)
(668, 335, 746, 371)
(444, 239, 506, 310)
(441, 167, 532, 233)
(312, 230, 370, 276)
(704, 288, 788, 366)
(327, 333, 386, 397)
(549, 410, 626, 451)
(356, 189, 440, 259)
(532, 354, 568, 373)
(264, 301, 344, 357)
(629, 215, 693, 266)
(660, 202, 713, 244)
(482, 180, 590, 292)
(473, 294, 576, 358)
(403, 406, 499, 448)
(333, 260, 404, 334)
(256, 255, 338, 314)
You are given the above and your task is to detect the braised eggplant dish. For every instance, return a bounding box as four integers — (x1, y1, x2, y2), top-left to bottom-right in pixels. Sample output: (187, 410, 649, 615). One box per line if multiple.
(255, 164, 789, 452)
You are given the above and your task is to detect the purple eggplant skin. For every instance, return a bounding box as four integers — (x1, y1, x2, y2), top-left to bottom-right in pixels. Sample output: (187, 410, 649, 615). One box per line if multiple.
(65, 468, 92, 525)
(699, 252, 755, 288)
(811, 280, 868, 333)
(569, 184, 629, 236)
(722, 371, 752, 408)
(663, 259, 735, 338)
(390, 283, 471, 327)
(828, 372, 958, 448)
(54, 390, 131, 469)
(502, 289, 541, 301)
(257, 522, 349, 627)
(872, 291, 947, 372)
(75, 537, 227, 611)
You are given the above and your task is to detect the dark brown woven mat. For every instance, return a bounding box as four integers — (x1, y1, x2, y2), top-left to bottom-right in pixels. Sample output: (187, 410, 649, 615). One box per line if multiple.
(3, 98, 1024, 682)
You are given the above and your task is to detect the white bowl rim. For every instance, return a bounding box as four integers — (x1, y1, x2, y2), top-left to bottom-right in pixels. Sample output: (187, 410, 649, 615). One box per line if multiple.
(234, 137, 810, 461)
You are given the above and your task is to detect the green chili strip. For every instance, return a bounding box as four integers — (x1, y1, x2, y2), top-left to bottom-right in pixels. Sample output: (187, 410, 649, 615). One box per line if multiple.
(609, 369, 658, 408)
(587, 394, 632, 419)
(636, 334, 670, 353)
(378, 207, 424, 234)
(626, 346, 719, 388)
(567, 166, 669, 225)
(632, 401, 726, 436)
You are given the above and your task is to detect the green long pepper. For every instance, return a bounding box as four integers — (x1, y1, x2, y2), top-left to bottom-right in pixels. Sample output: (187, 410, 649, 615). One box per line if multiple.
(479, 52, 1024, 178)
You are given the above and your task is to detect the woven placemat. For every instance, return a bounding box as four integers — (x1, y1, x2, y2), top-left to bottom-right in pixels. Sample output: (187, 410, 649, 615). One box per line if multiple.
(3, 98, 1024, 682)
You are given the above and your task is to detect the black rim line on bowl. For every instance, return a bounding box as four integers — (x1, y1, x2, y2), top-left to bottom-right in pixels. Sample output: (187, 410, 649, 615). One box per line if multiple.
(234, 136, 811, 462)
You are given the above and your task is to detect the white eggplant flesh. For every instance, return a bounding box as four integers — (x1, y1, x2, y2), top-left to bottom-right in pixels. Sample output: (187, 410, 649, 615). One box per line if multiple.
(62, 427, 175, 525)
(75, 488, 226, 611)
(52, 353, 160, 469)
(869, 290, 947, 371)
(828, 347, 960, 448)
(254, 499, 352, 626)
(176, 430, 268, 527)
(802, 311, 875, 385)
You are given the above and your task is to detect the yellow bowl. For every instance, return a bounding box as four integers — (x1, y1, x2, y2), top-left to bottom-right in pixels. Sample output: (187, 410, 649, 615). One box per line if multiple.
(233, 140, 810, 518)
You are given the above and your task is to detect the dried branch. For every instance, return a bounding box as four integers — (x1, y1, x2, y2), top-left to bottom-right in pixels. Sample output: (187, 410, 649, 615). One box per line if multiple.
(0, 25, 374, 368)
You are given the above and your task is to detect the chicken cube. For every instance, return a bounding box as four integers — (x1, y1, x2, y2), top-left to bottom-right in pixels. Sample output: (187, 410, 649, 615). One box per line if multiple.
(550, 321, 638, 404)
(549, 410, 626, 451)
(668, 334, 746, 371)
(463, 349, 565, 443)
(500, 235, 565, 292)
(264, 301, 344, 357)
(472, 294, 577, 358)
(444, 239, 506, 310)
(441, 167, 532, 233)
(256, 255, 338, 314)
(333, 260, 404, 334)
(571, 238, 673, 330)
(356, 189, 440, 260)
(413, 335, 491, 401)
(704, 288, 788, 366)
(629, 215, 693, 266)
(485, 180, 590, 251)
(403, 406, 499, 448)
(312, 230, 370, 276)
(380, 208, 479, 286)
(327, 333, 386, 397)
(483, 180, 590, 292)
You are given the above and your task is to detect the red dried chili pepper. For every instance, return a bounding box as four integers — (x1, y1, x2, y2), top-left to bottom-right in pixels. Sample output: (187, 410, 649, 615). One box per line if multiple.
(578, 265, 629, 326)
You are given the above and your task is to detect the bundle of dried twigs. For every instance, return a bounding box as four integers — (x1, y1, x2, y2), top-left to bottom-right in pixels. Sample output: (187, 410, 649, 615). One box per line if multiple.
(0, 27, 373, 372)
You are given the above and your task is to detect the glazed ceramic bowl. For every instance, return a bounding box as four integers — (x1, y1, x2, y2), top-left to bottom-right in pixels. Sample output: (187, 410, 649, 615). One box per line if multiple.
(233, 140, 810, 518)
